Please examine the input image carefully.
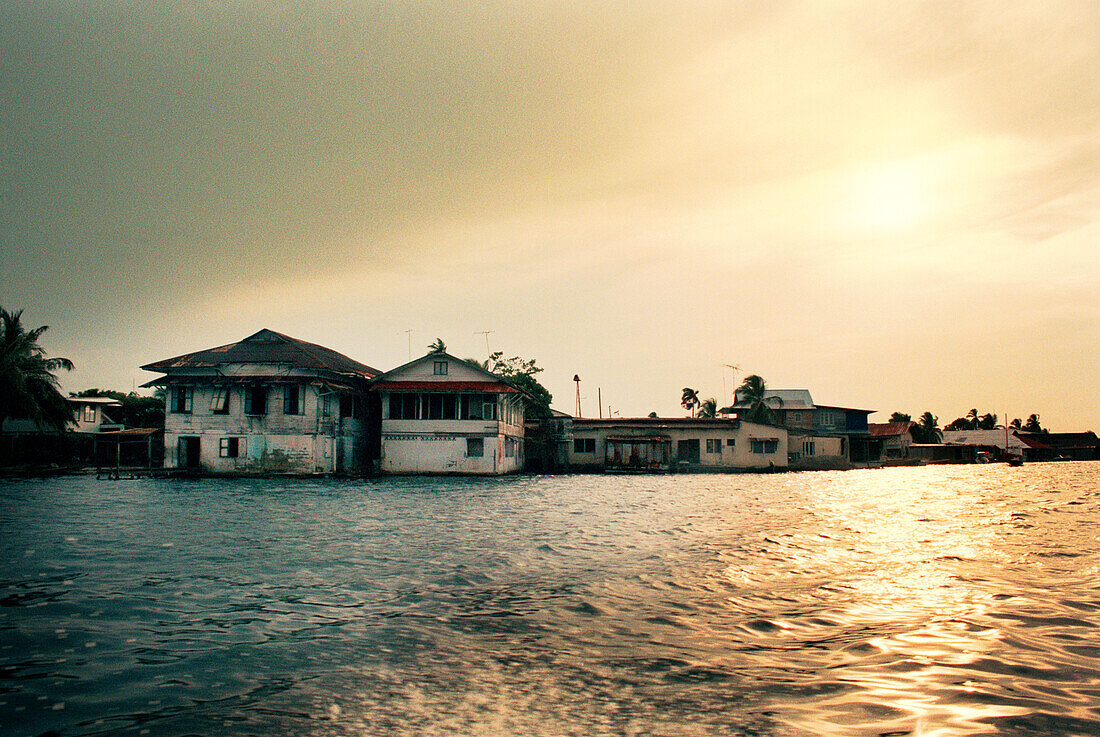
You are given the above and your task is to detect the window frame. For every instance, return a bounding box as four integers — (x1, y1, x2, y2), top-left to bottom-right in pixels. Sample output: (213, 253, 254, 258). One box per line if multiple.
(283, 384, 302, 415)
(244, 386, 268, 415)
(433, 360, 448, 375)
(210, 387, 230, 415)
(171, 386, 193, 414)
(219, 437, 240, 458)
(573, 437, 596, 454)
(466, 437, 484, 457)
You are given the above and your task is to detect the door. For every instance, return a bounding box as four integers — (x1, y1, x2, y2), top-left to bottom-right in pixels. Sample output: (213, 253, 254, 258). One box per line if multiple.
(177, 436, 201, 469)
(676, 439, 700, 464)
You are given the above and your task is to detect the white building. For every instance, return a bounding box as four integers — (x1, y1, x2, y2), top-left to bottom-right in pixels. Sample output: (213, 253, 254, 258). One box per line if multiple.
(372, 352, 526, 475)
(0, 395, 122, 435)
(141, 329, 381, 474)
(565, 417, 789, 472)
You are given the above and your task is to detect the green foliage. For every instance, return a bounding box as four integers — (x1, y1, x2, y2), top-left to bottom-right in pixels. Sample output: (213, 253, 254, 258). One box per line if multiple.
(427, 338, 447, 354)
(680, 387, 700, 417)
(889, 411, 911, 423)
(485, 351, 552, 418)
(647, 411, 658, 418)
(736, 374, 781, 425)
(1023, 413, 1045, 434)
(0, 308, 75, 431)
(913, 411, 941, 443)
(697, 397, 717, 419)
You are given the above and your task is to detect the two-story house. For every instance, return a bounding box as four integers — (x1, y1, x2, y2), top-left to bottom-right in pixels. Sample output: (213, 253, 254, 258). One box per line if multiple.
(371, 351, 526, 475)
(140, 329, 381, 474)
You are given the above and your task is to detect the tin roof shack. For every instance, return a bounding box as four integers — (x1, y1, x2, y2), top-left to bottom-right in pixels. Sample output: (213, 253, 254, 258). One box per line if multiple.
(371, 352, 526, 475)
(141, 329, 381, 475)
(869, 421, 918, 463)
(1015, 431, 1100, 462)
(941, 429, 1029, 461)
(909, 443, 980, 464)
(566, 417, 789, 473)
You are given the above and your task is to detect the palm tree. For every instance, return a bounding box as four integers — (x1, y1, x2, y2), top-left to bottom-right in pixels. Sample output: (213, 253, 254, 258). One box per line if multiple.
(427, 338, 447, 354)
(915, 411, 941, 443)
(0, 308, 75, 432)
(1023, 413, 1044, 433)
(966, 408, 979, 429)
(977, 412, 998, 430)
(735, 374, 781, 424)
(697, 397, 717, 419)
(681, 387, 700, 418)
(889, 411, 911, 423)
(1009, 418, 1022, 430)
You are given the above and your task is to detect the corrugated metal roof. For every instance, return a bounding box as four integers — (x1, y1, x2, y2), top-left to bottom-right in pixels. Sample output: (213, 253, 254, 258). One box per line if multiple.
(140, 329, 380, 378)
(868, 422, 914, 437)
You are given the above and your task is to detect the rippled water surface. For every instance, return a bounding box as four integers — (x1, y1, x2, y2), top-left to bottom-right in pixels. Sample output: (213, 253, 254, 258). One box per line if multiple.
(2, 464, 1099, 736)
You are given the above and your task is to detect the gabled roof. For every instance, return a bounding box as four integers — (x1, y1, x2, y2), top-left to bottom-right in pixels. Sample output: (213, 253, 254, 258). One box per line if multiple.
(369, 351, 522, 394)
(734, 389, 814, 409)
(140, 329, 381, 378)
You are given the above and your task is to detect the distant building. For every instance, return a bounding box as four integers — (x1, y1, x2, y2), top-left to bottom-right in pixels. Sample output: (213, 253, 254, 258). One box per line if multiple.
(563, 417, 789, 473)
(868, 421, 917, 461)
(1, 395, 122, 435)
(1015, 431, 1100, 462)
(371, 351, 526, 475)
(141, 329, 380, 474)
(732, 389, 876, 463)
(941, 428, 1028, 458)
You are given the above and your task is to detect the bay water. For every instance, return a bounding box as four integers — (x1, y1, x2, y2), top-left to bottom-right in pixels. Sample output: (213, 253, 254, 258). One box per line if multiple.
(2, 464, 1098, 736)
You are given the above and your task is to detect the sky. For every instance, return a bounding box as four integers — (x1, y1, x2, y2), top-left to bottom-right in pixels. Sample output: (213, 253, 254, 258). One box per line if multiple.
(2, 1, 1097, 430)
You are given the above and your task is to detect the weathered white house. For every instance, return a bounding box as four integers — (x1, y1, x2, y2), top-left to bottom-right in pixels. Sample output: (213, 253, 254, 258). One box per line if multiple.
(372, 351, 526, 475)
(565, 417, 789, 472)
(141, 329, 381, 474)
(0, 396, 123, 435)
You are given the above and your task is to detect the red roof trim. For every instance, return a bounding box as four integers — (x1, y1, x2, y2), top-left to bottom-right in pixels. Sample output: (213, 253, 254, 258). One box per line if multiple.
(372, 381, 518, 393)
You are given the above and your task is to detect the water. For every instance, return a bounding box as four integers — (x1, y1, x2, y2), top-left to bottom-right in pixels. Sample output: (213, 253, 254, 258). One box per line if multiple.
(1, 464, 1098, 736)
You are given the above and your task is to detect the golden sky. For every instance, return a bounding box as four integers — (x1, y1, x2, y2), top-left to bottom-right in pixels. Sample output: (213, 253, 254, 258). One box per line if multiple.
(2, 1, 1097, 429)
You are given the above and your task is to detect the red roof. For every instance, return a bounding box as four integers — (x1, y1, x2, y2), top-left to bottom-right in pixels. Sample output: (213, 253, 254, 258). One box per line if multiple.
(868, 422, 915, 438)
(371, 381, 519, 393)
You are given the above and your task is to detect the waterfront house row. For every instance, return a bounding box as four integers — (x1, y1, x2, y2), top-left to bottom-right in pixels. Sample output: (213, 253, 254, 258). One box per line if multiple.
(140, 329, 528, 475)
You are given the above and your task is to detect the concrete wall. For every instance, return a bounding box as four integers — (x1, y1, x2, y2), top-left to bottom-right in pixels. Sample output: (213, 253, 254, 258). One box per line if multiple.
(567, 420, 788, 471)
(379, 411, 524, 475)
(163, 382, 368, 474)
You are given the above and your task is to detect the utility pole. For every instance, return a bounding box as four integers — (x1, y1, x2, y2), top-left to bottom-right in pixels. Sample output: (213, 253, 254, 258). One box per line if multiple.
(404, 330, 413, 360)
(573, 375, 582, 418)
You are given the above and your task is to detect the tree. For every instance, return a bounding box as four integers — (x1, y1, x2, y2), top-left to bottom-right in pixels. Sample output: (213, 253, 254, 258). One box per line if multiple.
(0, 308, 75, 432)
(889, 411, 911, 423)
(734, 374, 781, 424)
(427, 338, 447, 354)
(486, 351, 552, 419)
(1023, 413, 1045, 434)
(681, 387, 700, 417)
(977, 412, 998, 430)
(966, 408, 979, 428)
(944, 416, 972, 431)
(647, 411, 658, 418)
(913, 411, 941, 443)
(697, 397, 717, 419)
(1009, 418, 1022, 430)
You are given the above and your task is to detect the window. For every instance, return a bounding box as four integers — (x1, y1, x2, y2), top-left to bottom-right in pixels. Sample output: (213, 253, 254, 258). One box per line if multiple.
(505, 437, 516, 457)
(219, 437, 240, 458)
(788, 411, 801, 423)
(340, 394, 364, 419)
(210, 387, 229, 414)
(466, 437, 484, 457)
(244, 386, 267, 415)
(803, 440, 815, 456)
(459, 393, 497, 420)
(751, 439, 779, 454)
(389, 393, 418, 419)
(171, 386, 193, 414)
(727, 438, 736, 447)
(706, 439, 722, 454)
(283, 385, 302, 415)
(82, 405, 97, 422)
(433, 360, 448, 375)
(574, 438, 596, 453)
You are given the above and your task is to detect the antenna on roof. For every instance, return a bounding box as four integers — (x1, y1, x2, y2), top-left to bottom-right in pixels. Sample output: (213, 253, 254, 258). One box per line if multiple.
(404, 329, 413, 360)
(475, 330, 494, 360)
